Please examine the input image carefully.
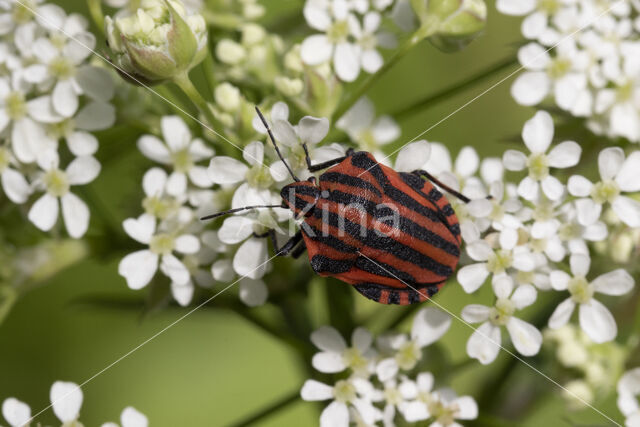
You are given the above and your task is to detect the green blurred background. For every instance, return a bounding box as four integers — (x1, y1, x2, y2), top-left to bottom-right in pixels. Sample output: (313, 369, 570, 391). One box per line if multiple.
(0, 0, 627, 425)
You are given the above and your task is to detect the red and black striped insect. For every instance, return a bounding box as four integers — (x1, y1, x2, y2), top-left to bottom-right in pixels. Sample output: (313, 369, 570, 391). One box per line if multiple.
(202, 107, 473, 305)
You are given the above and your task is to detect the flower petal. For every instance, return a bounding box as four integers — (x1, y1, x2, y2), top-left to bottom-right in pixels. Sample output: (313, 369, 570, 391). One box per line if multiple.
(233, 237, 268, 279)
(50, 381, 83, 423)
(567, 175, 593, 197)
(547, 141, 581, 168)
(311, 326, 347, 352)
(300, 34, 333, 65)
(161, 116, 191, 151)
(506, 317, 542, 356)
(522, 110, 554, 153)
(616, 151, 640, 192)
(28, 193, 59, 231)
(1, 168, 31, 203)
(66, 156, 101, 185)
(548, 298, 575, 329)
(239, 277, 268, 306)
(298, 116, 329, 145)
(511, 72, 550, 106)
(175, 234, 200, 254)
(395, 140, 431, 172)
(503, 150, 527, 171)
(466, 322, 501, 365)
(511, 284, 537, 309)
(612, 196, 640, 228)
(457, 263, 489, 293)
(320, 401, 349, 427)
(2, 398, 31, 427)
(411, 307, 451, 347)
(312, 351, 347, 373)
(301, 379, 334, 401)
(52, 80, 79, 118)
(118, 250, 158, 289)
(137, 135, 171, 164)
(334, 42, 361, 82)
(598, 147, 625, 181)
(121, 406, 148, 427)
(61, 192, 90, 238)
(160, 254, 190, 285)
(207, 156, 248, 185)
(579, 299, 617, 343)
(591, 269, 634, 296)
(461, 304, 490, 323)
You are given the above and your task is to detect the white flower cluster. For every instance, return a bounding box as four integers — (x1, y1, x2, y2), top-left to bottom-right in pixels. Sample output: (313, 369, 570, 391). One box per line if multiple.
(118, 101, 372, 307)
(0, 1, 115, 238)
(618, 367, 640, 426)
(300, 0, 396, 82)
(301, 308, 478, 427)
(392, 109, 638, 364)
(2, 380, 147, 427)
(499, 0, 640, 142)
(544, 324, 626, 408)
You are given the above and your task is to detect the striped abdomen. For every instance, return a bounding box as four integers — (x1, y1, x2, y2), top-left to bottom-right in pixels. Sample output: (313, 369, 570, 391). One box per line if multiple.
(300, 151, 461, 305)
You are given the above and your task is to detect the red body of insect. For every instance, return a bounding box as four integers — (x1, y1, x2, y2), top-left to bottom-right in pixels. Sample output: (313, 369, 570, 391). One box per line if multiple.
(281, 151, 462, 305)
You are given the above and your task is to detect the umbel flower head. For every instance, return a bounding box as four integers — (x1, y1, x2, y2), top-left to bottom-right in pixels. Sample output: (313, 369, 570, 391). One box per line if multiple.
(105, 0, 207, 85)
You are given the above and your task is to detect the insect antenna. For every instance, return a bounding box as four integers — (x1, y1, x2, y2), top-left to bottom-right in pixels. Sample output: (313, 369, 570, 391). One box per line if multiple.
(200, 204, 283, 221)
(255, 106, 300, 182)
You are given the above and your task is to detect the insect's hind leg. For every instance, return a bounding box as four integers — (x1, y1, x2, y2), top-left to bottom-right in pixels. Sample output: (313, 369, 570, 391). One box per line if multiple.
(412, 169, 472, 203)
(253, 230, 303, 256)
(304, 144, 355, 173)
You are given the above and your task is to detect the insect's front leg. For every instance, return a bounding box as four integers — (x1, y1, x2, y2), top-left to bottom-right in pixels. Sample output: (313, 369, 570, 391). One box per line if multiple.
(412, 169, 471, 203)
(253, 230, 303, 257)
(304, 144, 355, 173)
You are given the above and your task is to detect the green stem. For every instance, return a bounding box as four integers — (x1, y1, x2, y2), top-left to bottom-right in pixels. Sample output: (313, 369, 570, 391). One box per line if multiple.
(0, 285, 17, 326)
(172, 71, 224, 136)
(201, 52, 217, 95)
(331, 23, 438, 122)
(86, 0, 105, 34)
(227, 389, 300, 427)
(391, 55, 519, 121)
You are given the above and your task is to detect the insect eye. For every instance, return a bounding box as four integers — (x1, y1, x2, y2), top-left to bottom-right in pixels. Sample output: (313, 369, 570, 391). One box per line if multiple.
(320, 190, 330, 198)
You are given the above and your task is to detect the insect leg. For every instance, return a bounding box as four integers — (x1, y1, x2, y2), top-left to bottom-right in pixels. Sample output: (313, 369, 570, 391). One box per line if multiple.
(291, 241, 307, 259)
(305, 146, 355, 173)
(412, 169, 471, 203)
(254, 230, 304, 256)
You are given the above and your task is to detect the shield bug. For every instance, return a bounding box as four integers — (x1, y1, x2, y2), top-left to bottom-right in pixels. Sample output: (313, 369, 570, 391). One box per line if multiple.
(202, 107, 474, 305)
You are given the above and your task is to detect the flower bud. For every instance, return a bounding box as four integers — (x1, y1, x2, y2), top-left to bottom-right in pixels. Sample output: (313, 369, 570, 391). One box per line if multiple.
(106, 0, 208, 85)
(214, 83, 241, 112)
(275, 77, 304, 97)
(411, 0, 487, 52)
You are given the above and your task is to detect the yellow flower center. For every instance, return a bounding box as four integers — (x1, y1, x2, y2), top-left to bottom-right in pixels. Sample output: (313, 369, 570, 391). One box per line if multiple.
(245, 164, 274, 189)
(489, 298, 515, 326)
(171, 148, 193, 173)
(327, 20, 350, 44)
(568, 276, 593, 304)
(149, 233, 175, 255)
(383, 385, 403, 406)
(342, 347, 369, 373)
(48, 119, 75, 140)
(547, 57, 571, 79)
(616, 80, 633, 102)
(591, 180, 619, 204)
(333, 380, 356, 403)
(5, 91, 27, 120)
(487, 250, 512, 275)
(49, 57, 76, 80)
(12, 0, 36, 23)
(428, 400, 457, 426)
(527, 153, 549, 180)
(558, 222, 582, 241)
(142, 196, 180, 219)
(538, 0, 560, 14)
(43, 169, 69, 197)
(395, 340, 421, 370)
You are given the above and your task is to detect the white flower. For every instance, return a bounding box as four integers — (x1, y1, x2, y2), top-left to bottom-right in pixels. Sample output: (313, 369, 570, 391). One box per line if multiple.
(301, 378, 381, 427)
(50, 381, 83, 424)
(301, 0, 390, 81)
(462, 275, 541, 364)
(22, 10, 106, 118)
(376, 308, 451, 381)
(512, 40, 591, 115)
(337, 97, 400, 155)
(428, 388, 478, 426)
(118, 213, 200, 290)
(2, 397, 31, 427)
(548, 253, 634, 343)
(28, 153, 100, 238)
(102, 406, 149, 427)
(568, 148, 640, 227)
(138, 115, 214, 194)
(503, 110, 581, 201)
(456, 231, 535, 294)
(618, 368, 640, 427)
(496, 0, 568, 43)
(0, 77, 56, 164)
(310, 326, 375, 375)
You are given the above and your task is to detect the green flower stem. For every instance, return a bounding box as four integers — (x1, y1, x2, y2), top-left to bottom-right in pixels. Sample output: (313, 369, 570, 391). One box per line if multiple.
(331, 22, 439, 123)
(86, 0, 105, 33)
(0, 285, 17, 326)
(173, 72, 225, 139)
(201, 52, 218, 95)
(391, 55, 519, 121)
(227, 389, 300, 427)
